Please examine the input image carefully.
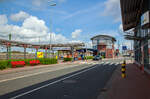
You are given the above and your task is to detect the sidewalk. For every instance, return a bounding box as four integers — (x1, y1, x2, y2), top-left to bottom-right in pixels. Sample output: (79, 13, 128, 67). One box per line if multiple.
(98, 62, 150, 99)
(0, 61, 84, 75)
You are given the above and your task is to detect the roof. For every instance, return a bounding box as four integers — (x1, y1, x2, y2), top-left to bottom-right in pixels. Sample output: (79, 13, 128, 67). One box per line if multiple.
(120, 0, 143, 31)
(91, 35, 116, 41)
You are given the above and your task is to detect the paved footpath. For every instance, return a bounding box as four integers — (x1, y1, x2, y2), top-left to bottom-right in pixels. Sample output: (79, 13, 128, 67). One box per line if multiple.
(97, 62, 150, 99)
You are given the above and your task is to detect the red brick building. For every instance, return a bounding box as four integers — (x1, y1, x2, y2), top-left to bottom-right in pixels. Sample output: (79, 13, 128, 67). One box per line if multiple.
(91, 35, 116, 58)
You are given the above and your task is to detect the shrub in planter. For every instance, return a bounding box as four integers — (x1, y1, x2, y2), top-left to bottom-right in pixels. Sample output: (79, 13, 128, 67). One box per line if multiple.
(24, 59, 35, 65)
(63, 58, 72, 62)
(0, 60, 9, 70)
(11, 61, 25, 68)
(29, 60, 40, 66)
(85, 56, 93, 60)
(38, 58, 57, 65)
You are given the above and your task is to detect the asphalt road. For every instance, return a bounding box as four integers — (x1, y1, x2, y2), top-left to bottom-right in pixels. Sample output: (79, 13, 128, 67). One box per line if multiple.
(0, 60, 122, 99)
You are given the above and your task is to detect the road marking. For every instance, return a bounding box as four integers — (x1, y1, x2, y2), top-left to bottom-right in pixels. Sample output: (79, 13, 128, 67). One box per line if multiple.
(10, 65, 98, 99)
(101, 62, 104, 64)
(102, 62, 109, 65)
(115, 63, 120, 65)
(110, 63, 114, 65)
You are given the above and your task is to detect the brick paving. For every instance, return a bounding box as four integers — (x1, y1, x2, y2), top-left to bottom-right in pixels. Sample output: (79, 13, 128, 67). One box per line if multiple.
(98, 63, 150, 99)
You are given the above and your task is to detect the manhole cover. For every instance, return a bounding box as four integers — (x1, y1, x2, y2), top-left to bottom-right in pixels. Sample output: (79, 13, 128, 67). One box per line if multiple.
(62, 80, 77, 84)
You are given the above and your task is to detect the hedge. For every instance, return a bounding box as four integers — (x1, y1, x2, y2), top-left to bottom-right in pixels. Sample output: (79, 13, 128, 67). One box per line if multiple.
(63, 58, 72, 61)
(0, 60, 11, 70)
(84, 56, 93, 60)
(0, 58, 58, 70)
(38, 58, 58, 65)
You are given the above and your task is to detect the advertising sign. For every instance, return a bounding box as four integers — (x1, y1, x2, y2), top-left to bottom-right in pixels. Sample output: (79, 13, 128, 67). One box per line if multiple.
(141, 11, 149, 26)
(37, 52, 44, 58)
(52, 47, 71, 51)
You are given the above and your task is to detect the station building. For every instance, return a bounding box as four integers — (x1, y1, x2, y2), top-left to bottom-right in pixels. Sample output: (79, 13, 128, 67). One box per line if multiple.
(120, 0, 150, 70)
(91, 35, 116, 58)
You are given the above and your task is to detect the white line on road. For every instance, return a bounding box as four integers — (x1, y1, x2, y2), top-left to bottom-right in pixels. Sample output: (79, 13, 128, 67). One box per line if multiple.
(101, 62, 104, 64)
(115, 63, 120, 65)
(110, 63, 114, 65)
(10, 65, 99, 99)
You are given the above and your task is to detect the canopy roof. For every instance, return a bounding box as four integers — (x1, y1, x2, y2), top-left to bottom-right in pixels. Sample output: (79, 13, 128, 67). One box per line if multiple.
(0, 38, 85, 49)
(120, 0, 143, 31)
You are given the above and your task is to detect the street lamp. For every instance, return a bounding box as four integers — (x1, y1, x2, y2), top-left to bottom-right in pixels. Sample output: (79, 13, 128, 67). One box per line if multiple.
(48, 1, 56, 58)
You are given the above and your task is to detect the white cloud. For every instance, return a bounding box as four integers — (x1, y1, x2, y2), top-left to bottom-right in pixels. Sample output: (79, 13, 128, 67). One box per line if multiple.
(0, 12, 86, 46)
(0, 15, 8, 25)
(22, 16, 48, 33)
(50, 32, 69, 44)
(72, 29, 82, 39)
(102, 0, 121, 22)
(10, 11, 30, 22)
(0, 13, 70, 44)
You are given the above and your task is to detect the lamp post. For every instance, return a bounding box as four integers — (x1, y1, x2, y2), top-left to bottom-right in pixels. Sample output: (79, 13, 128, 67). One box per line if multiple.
(8, 33, 11, 59)
(48, 1, 56, 58)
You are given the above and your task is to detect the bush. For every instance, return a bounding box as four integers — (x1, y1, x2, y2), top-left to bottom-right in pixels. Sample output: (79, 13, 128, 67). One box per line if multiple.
(0, 58, 58, 70)
(38, 58, 58, 65)
(64, 58, 72, 62)
(85, 56, 93, 60)
(0, 60, 11, 70)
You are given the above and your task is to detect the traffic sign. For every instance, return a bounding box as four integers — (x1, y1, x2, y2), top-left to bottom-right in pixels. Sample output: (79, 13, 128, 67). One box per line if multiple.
(122, 46, 127, 50)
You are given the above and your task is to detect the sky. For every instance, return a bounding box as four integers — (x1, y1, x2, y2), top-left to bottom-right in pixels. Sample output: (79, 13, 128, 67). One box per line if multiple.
(0, 0, 132, 50)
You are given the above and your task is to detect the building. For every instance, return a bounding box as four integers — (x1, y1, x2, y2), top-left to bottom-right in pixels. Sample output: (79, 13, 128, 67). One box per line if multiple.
(91, 35, 116, 58)
(120, 0, 150, 69)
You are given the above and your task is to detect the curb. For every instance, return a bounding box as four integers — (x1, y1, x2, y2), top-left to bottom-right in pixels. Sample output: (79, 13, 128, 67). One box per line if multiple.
(97, 64, 120, 99)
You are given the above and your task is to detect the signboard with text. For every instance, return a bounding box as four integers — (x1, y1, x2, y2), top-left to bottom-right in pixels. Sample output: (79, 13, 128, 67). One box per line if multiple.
(52, 47, 71, 51)
(141, 11, 150, 26)
(37, 52, 44, 58)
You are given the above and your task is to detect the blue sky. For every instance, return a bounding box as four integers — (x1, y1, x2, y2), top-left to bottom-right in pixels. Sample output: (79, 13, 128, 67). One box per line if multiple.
(0, 0, 132, 49)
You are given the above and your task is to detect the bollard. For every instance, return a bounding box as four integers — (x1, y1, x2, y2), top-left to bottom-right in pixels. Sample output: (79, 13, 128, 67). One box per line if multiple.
(121, 60, 126, 78)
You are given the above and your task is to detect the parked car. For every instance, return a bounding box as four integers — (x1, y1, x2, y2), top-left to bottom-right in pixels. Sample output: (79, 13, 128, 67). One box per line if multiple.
(93, 55, 102, 61)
